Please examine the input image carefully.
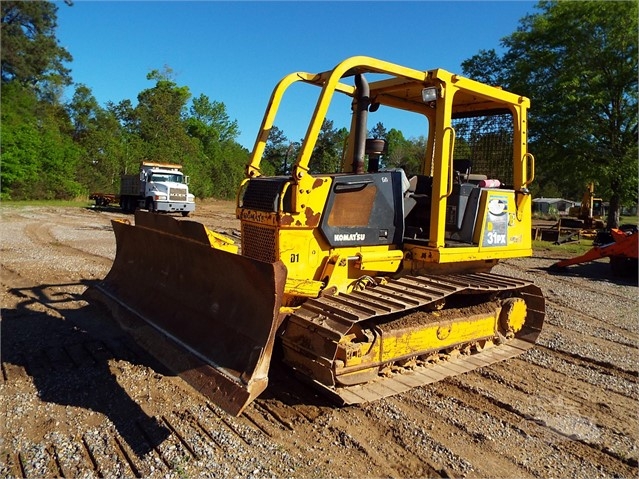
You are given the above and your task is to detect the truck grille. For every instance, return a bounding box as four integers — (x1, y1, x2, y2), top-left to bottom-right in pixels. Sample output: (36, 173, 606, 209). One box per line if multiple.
(169, 188, 187, 201)
(242, 223, 277, 263)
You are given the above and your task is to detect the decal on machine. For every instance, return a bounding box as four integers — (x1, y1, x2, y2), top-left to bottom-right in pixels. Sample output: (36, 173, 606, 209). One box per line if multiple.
(482, 195, 509, 247)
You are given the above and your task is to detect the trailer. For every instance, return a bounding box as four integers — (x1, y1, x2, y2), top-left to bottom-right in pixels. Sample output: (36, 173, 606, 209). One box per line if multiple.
(89, 192, 119, 207)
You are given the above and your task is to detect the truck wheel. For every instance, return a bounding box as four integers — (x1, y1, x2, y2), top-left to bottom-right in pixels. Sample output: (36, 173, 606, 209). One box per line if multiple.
(181, 211, 190, 217)
(145, 197, 155, 212)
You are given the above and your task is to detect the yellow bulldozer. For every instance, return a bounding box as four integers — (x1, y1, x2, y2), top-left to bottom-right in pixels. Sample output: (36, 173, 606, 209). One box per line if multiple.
(89, 57, 545, 416)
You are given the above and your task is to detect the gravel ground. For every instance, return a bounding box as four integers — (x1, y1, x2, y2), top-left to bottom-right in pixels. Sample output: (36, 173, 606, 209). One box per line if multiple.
(1, 201, 637, 478)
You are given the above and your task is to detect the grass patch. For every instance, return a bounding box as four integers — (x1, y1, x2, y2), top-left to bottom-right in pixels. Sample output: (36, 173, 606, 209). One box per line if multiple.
(619, 215, 639, 226)
(1, 199, 91, 208)
(533, 238, 594, 256)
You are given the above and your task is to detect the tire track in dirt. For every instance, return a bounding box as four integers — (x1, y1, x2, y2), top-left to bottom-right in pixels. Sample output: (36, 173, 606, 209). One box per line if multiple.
(3, 333, 306, 478)
(404, 384, 606, 479)
(23, 221, 114, 268)
(524, 347, 638, 400)
(487, 359, 636, 450)
(261, 403, 430, 477)
(4, 335, 449, 479)
(239, 364, 448, 478)
(537, 321, 637, 374)
(261, 362, 458, 477)
(429, 378, 637, 476)
(450, 360, 638, 471)
(330, 405, 448, 478)
(373, 393, 533, 478)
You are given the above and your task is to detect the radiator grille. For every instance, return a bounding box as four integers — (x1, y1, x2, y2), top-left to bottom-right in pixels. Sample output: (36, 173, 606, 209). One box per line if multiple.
(242, 223, 277, 263)
(242, 177, 289, 212)
(169, 188, 187, 201)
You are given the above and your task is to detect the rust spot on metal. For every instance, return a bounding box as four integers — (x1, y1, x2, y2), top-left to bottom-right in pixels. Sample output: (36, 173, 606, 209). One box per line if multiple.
(295, 220, 302, 226)
(312, 178, 324, 189)
(280, 214, 294, 226)
(305, 207, 321, 227)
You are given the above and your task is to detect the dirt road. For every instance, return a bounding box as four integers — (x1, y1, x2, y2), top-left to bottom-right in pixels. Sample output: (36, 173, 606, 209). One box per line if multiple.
(1, 202, 637, 478)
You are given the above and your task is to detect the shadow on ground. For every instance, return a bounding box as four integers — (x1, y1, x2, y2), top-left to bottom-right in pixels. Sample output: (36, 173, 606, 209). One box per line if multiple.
(2, 280, 171, 457)
(544, 259, 638, 286)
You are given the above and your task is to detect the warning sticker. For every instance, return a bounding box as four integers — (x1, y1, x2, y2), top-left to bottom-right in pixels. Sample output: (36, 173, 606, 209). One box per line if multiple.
(482, 195, 509, 247)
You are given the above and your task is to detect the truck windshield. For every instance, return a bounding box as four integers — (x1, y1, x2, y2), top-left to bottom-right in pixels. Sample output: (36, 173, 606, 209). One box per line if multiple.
(149, 173, 183, 183)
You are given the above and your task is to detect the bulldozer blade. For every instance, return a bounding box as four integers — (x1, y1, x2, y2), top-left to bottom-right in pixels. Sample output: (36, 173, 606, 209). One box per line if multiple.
(86, 211, 287, 416)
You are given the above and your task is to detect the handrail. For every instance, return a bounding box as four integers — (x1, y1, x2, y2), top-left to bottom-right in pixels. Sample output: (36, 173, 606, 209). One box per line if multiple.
(444, 126, 456, 198)
(523, 152, 535, 187)
(246, 72, 319, 178)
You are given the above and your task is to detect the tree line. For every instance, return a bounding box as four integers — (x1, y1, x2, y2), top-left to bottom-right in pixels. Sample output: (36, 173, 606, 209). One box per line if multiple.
(1, 1, 637, 227)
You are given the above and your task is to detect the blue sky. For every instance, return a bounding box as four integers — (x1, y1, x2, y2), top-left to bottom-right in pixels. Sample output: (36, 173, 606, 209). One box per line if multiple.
(55, 1, 538, 149)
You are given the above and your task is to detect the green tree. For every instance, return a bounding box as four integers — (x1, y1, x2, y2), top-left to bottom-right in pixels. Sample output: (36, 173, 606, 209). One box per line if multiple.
(68, 84, 100, 142)
(1, 82, 82, 200)
(384, 129, 425, 176)
(67, 85, 128, 193)
(1, 83, 41, 198)
(208, 142, 250, 199)
(36, 102, 83, 199)
(369, 122, 387, 140)
(184, 93, 245, 198)
(309, 119, 348, 174)
(263, 126, 299, 176)
(1, 0, 82, 200)
(1, 0, 72, 94)
(459, 49, 507, 87)
(108, 99, 146, 175)
(135, 68, 197, 163)
(537, 181, 562, 199)
(186, 94, 239, 147)
(462, 0, 638, 227)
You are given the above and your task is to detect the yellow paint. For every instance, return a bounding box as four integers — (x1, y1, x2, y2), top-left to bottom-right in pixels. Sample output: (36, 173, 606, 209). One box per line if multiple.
(356, 249, 404, 273)
(338, 310, 499, 370)
(284, 277, 324, 297)
(379, 314, 496, 362)
(205, 229, 238, 253)
(499, 297, 527, 334)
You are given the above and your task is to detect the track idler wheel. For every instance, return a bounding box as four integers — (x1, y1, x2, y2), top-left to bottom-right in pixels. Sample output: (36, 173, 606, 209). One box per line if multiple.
(499, 297, 527, 338)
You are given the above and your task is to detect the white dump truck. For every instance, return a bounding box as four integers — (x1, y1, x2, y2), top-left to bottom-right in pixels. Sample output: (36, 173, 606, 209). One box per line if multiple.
(119, 162, 196, 216)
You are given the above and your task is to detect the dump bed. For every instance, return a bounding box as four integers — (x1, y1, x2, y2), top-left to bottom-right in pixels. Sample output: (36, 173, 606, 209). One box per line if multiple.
(120, 175, 140, 196)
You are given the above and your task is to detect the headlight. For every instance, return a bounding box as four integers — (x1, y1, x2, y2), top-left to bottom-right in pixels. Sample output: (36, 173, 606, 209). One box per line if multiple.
(154, 194, 167, 201)
(421, 87, 439, 103)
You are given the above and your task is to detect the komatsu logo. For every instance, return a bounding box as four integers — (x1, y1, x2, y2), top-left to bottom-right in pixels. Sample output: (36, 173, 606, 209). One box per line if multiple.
(334, 232, 366, 242)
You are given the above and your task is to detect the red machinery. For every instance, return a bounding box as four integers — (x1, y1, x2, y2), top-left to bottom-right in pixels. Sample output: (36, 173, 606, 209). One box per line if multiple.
(552, 227, 638, 276)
